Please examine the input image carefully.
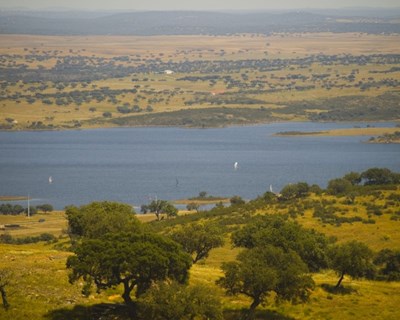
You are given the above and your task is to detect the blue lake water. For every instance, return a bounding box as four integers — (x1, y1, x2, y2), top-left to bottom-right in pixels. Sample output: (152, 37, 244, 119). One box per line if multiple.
(0, 122, 399, 210)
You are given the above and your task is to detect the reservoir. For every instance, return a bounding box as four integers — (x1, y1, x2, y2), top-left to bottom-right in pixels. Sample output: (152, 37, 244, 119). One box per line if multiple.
(0, 122, 399, 210)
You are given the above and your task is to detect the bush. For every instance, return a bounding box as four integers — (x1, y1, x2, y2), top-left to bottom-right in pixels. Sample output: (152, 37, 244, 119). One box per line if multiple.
(280, 182, 310, 200)
(327, 178, 353, 195)
(36, 204, 54, 213)
(230, 195, 245, 206)
(138, 282, 223, 320)
(0, 233, 57, 244)
(361, 168, 400, 185)
(186, 203, 199, 211)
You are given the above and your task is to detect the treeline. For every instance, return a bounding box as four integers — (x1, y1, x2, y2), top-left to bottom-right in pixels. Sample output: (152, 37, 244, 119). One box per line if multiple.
(287, 92, 400, 121)
(0, 11, 399, 36)
(1, 53, 399, 83)
(0, 203, 53, 215)
(370, 131, 400, 144)
(326, 167, 400, 194)
(109, 107, 276, 128)
(0, 233, 57, 245)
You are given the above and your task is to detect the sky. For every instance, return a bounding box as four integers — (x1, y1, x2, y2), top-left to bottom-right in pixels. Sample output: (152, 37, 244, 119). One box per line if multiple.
(0, 0, 399, 11)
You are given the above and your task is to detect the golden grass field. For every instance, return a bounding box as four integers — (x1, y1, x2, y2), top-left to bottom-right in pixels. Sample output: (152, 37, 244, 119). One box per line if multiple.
(1, 33, 399, 59)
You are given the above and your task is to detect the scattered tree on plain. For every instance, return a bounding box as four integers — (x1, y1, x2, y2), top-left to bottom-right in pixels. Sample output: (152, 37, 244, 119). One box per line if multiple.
(67, 232, 192, 307)
(329, 240, 375, 288)
(230, 195, 245, 206)
(36, 204, 54, 213)
(280, 182, 310, 200)
(232, 215, 331, 272)
(141, 200, 178, 220)
(65, 201, 140, 239)
(374, 249, 400, 281)
(170, 222, 224, 263)
(217, 245, 314, 320)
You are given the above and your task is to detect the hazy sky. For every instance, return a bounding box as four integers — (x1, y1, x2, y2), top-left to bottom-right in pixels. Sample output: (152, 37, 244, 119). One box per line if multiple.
(1, 0, 399, 11)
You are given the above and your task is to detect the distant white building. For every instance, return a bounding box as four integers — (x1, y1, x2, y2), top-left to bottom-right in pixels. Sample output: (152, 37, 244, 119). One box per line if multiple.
(164, 70, 174, 75)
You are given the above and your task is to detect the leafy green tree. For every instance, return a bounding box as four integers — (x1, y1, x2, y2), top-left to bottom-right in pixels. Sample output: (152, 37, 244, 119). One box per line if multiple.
(198, 191, 207, 199)
(24, 206, 37, 216)
(261, 191, 277, 203)
(230, 195, 245, 206)
(281, 184, 298, 199)
(327, 178, 353, 195)
(343, 171, 362, 185)
(36, 204, 53, 213)
(280, 182, 309, 200)
(0, 204, 24, 215)
(67, 232, 192, 306)
(170, 223, 224, 263)
(65, 201, 140, 239)
(186, 202, 200, 212)
(309, 184, 323, 195)
(138, 282, 223, 320)
(163, 202, 178, 219)
(13, 204, 24, 214)
(143, 200, 178, 221)
(361, 168, 400, 185)
(374, 249, 400, 281)
(329, 240, 375, 288)
(217, 246, 314, 320)
(232, 215, 330, 272)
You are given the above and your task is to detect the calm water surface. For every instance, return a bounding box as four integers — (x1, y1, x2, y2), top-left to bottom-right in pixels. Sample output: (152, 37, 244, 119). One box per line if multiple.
(0, 122, 399, 209)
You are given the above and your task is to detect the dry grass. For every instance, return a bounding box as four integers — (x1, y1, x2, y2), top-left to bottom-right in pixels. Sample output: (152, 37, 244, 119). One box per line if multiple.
(1, 33, 399, 59)
(0, 212, 67, 237)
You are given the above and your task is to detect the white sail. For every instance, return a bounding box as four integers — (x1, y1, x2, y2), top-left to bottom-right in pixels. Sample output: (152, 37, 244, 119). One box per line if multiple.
(234, 162, 239, 170)
(49, 176, 53, 184)
(270, 184, 273, 193)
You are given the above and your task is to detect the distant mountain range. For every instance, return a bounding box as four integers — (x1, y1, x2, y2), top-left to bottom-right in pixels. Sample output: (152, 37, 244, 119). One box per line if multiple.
(0, 10, 399, 35)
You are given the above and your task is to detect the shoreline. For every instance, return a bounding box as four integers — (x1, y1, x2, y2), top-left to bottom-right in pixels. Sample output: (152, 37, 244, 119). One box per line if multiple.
(1, 119, 399, 133)
(173, 198, 230, 205)
(0, 196, 29, 201)
(273, 126, 400, 139)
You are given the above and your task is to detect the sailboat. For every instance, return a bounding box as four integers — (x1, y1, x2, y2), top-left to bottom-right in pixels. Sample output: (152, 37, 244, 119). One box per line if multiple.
(234, 162, 239, 170)
(48, 176, 53, 184)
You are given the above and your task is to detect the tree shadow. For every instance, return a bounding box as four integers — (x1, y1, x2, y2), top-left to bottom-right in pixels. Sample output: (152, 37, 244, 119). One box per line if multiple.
(223, 308, 296, 320)
(320, 283, 357, 295)
(44, 303, 132, 320)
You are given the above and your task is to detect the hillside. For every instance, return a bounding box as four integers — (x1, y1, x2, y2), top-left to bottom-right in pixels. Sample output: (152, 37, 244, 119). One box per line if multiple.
(1, 169, 400, 319)
(0, 31, 399, 130)
(0, 10, 400, 35)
